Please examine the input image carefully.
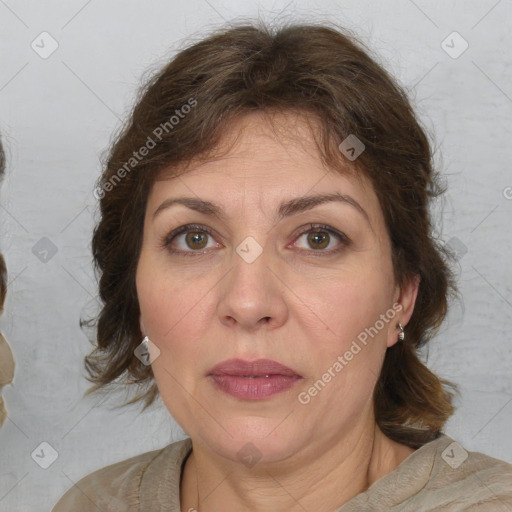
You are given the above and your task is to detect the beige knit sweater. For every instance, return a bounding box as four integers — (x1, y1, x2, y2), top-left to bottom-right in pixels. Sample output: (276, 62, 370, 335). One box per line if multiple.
(52, 433, 512, 511)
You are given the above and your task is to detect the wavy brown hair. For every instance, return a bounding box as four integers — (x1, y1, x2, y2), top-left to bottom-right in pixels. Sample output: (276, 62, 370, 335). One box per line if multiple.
(84, 21, 459, 449)
(0, 137, 6, 311)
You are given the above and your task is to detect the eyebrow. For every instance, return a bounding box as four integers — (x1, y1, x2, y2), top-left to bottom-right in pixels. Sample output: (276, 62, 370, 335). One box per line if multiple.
(153, 192, 372, 228)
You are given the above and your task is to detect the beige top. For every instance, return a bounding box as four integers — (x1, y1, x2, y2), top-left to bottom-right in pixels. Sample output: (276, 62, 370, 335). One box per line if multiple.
(0, 332, 15, 429)
(52, 433, 512, 511)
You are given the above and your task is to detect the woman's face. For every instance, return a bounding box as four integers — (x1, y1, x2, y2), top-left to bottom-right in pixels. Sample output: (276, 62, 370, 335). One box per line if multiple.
(136, 111, 417, 464)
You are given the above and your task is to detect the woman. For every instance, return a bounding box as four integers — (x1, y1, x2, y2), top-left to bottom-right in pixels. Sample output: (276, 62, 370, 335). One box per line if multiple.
(53, 21, 512, 511)
(0, 136, 15, 431)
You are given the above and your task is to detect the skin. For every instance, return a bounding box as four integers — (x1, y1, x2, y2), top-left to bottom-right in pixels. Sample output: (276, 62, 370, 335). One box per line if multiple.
(136, 111, 420, 511)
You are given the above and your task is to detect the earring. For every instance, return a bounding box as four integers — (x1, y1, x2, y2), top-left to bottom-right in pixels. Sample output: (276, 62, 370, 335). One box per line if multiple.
(398, 323, 405, 341)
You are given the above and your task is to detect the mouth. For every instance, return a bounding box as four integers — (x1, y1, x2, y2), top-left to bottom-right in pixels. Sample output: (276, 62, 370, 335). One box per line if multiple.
(208, 358, 302, 378)
(208, 358, 302, 400)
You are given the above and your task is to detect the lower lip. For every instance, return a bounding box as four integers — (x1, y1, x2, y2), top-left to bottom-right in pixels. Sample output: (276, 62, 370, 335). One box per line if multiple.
(209, 374, 302, 400)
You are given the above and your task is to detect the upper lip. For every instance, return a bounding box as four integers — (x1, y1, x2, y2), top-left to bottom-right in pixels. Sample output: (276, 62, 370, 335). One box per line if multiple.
(209, 358, 302, 377)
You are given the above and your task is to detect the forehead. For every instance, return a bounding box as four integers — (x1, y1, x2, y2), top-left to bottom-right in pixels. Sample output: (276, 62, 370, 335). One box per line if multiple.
(149, 111, 379, 221)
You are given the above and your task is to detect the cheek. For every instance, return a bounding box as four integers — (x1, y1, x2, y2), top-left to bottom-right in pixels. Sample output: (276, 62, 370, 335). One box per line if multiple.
(294, 277, 393, 417)
(289, 266, 396, 403)
(136, 254, 215, 359)
(294, 263, 394, 342)
(138, 276, 194, 340)
(137, 251, 175, 337)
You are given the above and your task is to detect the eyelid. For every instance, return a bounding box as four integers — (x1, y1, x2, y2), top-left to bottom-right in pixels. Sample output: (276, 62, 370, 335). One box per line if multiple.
(291, 224, 351, 254)
(162, 223, 351, 256)
(162, 223, 219, 254)
(163, 223, 216, 245)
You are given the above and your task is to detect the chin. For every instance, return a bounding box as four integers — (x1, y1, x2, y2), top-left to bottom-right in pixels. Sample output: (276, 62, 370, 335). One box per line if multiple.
(199, 417, 305, 466)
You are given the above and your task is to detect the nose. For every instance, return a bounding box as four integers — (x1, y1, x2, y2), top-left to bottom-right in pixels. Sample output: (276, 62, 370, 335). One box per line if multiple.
(216, 242, 288, 332)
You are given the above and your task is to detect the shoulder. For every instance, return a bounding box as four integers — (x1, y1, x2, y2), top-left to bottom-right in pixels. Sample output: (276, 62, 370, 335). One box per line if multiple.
(424, 434, 512, 510)
(52, 437, 192, 512)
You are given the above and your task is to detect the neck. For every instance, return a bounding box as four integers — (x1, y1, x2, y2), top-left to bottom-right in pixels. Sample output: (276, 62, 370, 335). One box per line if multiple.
(180, 421, 415, 512)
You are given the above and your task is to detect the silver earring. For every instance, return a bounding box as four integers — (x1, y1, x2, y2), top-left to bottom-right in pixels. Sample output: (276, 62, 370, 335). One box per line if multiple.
(398, 323, 405, 341)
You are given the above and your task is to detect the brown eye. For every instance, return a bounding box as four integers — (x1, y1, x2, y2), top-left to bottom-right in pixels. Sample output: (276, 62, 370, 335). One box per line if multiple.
(307, 230, 330, 250)
(293, 224, 350, 255)
(185, 231, 209, 250)
(163, 224, 219, 256)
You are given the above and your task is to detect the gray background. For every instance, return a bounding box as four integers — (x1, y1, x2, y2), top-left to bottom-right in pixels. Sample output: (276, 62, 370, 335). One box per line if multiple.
(0, 0, 511, 510)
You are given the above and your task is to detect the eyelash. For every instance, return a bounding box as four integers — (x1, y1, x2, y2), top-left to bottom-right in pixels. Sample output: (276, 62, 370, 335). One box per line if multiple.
(162, 223, 351, 258)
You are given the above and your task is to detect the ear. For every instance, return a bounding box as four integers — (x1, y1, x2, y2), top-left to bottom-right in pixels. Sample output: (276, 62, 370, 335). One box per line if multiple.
(387, 274, 420, 348)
